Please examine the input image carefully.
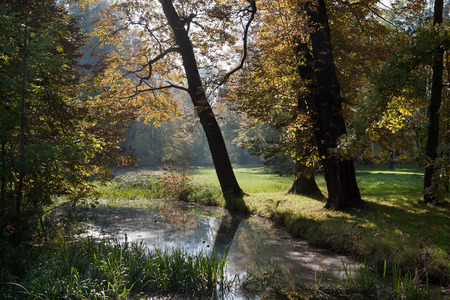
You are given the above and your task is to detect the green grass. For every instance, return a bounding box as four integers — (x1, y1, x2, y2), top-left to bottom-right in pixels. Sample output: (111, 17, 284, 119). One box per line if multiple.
(90, 164, 448, 287)
(94, 168, 223, 206)
(189, 165, 302, 194)
(188, 164, 449, 287)
(0, 237, 229, 299)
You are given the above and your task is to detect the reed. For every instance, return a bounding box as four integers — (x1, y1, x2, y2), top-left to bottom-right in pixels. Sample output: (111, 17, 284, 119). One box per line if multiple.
(0, 237, 229, 299)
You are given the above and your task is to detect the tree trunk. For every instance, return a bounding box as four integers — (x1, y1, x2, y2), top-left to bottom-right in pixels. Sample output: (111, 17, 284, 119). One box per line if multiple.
(16, 5, 28, 216)
(288, 160, 323, 198)
(303, 0, 363, 210)
(291, 43, 324, 199)
(423, 0, 444, 203)
(160, 0, 247, 211)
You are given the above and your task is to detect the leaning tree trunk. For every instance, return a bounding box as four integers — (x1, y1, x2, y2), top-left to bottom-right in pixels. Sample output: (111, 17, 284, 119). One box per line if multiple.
(160, 0, 247, 211)
(302, 0, 363, 210)
(424, 0, 444, 203)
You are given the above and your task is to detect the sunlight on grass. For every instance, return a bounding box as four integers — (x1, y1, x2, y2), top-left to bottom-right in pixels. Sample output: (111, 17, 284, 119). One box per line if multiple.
(94, 164, 448, 285)
(188, 164, 449, 285)
(189, 165, 317, 194)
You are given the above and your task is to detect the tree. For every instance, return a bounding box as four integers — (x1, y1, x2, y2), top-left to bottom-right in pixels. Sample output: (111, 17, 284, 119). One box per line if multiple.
(350, 0, 449, 202)
(424, 0, 445, 203)
(0, 0, 135, 241)
(227, 0, 324, 197)
(93, 0, 257, 211)
(300, 0, 364, 209)
(229, 0, 385, 206)
(160, 0, 245, 203)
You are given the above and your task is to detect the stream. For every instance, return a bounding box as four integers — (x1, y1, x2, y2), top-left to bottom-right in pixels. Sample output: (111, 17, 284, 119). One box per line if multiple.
(75, 199, 360, 298)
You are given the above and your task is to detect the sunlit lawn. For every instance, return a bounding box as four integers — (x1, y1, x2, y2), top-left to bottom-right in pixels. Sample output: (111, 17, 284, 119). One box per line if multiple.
(189, 164, 449, 285)
(189, 165, 299, 193)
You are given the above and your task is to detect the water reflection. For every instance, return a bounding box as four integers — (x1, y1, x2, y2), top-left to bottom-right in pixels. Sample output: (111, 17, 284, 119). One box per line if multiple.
(81, 200, 356, 286)
(82, 201, 222, 255)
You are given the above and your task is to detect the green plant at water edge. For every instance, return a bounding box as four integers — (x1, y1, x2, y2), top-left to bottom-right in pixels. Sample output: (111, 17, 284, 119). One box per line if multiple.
(319, 260, 430, 299)
(314, 269, 326, 293)
(391, 262, 429, 300)
(187, 182, 224, 206)
(238, 260, 311, 299)
(0, 237, 229, 299)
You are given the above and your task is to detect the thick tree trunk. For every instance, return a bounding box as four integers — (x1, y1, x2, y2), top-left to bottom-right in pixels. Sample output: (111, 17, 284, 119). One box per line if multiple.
(288, 160, 323, 198)
(303, 0, 363, 210)
(160, 0, 247, 211)
(291, 48, 324, 199)
(424, 0, 444, 203)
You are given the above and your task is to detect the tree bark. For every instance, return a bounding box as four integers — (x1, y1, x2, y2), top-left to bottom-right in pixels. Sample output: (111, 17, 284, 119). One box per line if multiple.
(288, 160, 323, 198)
(160, 0, 247, 211)
(423, 0, 444, 203)
(302, 0, 363, 210)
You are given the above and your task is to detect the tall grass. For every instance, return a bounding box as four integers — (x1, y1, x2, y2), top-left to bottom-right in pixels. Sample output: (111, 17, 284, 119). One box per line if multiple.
(238, 259, 431, 299)
(0, 237, 229, 299)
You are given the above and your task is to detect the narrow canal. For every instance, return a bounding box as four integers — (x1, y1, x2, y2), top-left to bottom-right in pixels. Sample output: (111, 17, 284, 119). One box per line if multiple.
(79, 199, 358, 298)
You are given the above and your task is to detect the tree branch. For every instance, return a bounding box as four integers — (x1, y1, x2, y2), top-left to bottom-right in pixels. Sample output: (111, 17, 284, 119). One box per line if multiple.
(124, 46, 180, 87)
(117, 83, 188, 101)
(138, 83, 188, 93)
(216, 0, 257, 87)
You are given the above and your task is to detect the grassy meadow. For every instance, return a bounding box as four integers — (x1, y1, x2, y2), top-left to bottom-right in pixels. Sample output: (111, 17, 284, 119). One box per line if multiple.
(189, 164, 449, 287)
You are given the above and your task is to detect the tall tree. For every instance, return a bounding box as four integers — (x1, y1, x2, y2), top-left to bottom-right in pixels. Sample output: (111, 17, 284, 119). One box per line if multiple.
(159, 0, 245, 206)
(424, 0, 444, 203)
(94, 0, 257, 211)
(0, 0, 136, 241)
(227, 0, 324, 197)
(350, 0, 449, 201)
(301, 0, 364, 209)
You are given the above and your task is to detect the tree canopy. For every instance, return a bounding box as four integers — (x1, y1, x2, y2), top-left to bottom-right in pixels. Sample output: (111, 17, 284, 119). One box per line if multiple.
(0, 0, 137, 240)
(1, 0, 448, 243)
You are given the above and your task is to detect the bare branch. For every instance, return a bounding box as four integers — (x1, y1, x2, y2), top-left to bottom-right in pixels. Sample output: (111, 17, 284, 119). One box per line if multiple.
(216, 0, 257, 87)
(138, 83, 188, 93)
(124, 46, 180, 87)
(121, 83, 188, 101)
(365, 4, 398, 28)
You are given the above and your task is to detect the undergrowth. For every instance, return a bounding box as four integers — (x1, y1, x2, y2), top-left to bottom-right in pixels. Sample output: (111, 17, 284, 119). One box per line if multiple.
(95, 167, 223, 206)
(236, 258, 431, 299)
(0, 237, 229, 299)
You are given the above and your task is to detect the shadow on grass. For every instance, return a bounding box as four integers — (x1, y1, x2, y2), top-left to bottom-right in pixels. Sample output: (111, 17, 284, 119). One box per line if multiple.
(267, 197, 449, 285)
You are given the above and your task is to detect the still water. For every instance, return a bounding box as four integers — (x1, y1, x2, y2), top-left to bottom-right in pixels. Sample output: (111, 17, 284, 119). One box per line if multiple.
(79, 199, 358, 297)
